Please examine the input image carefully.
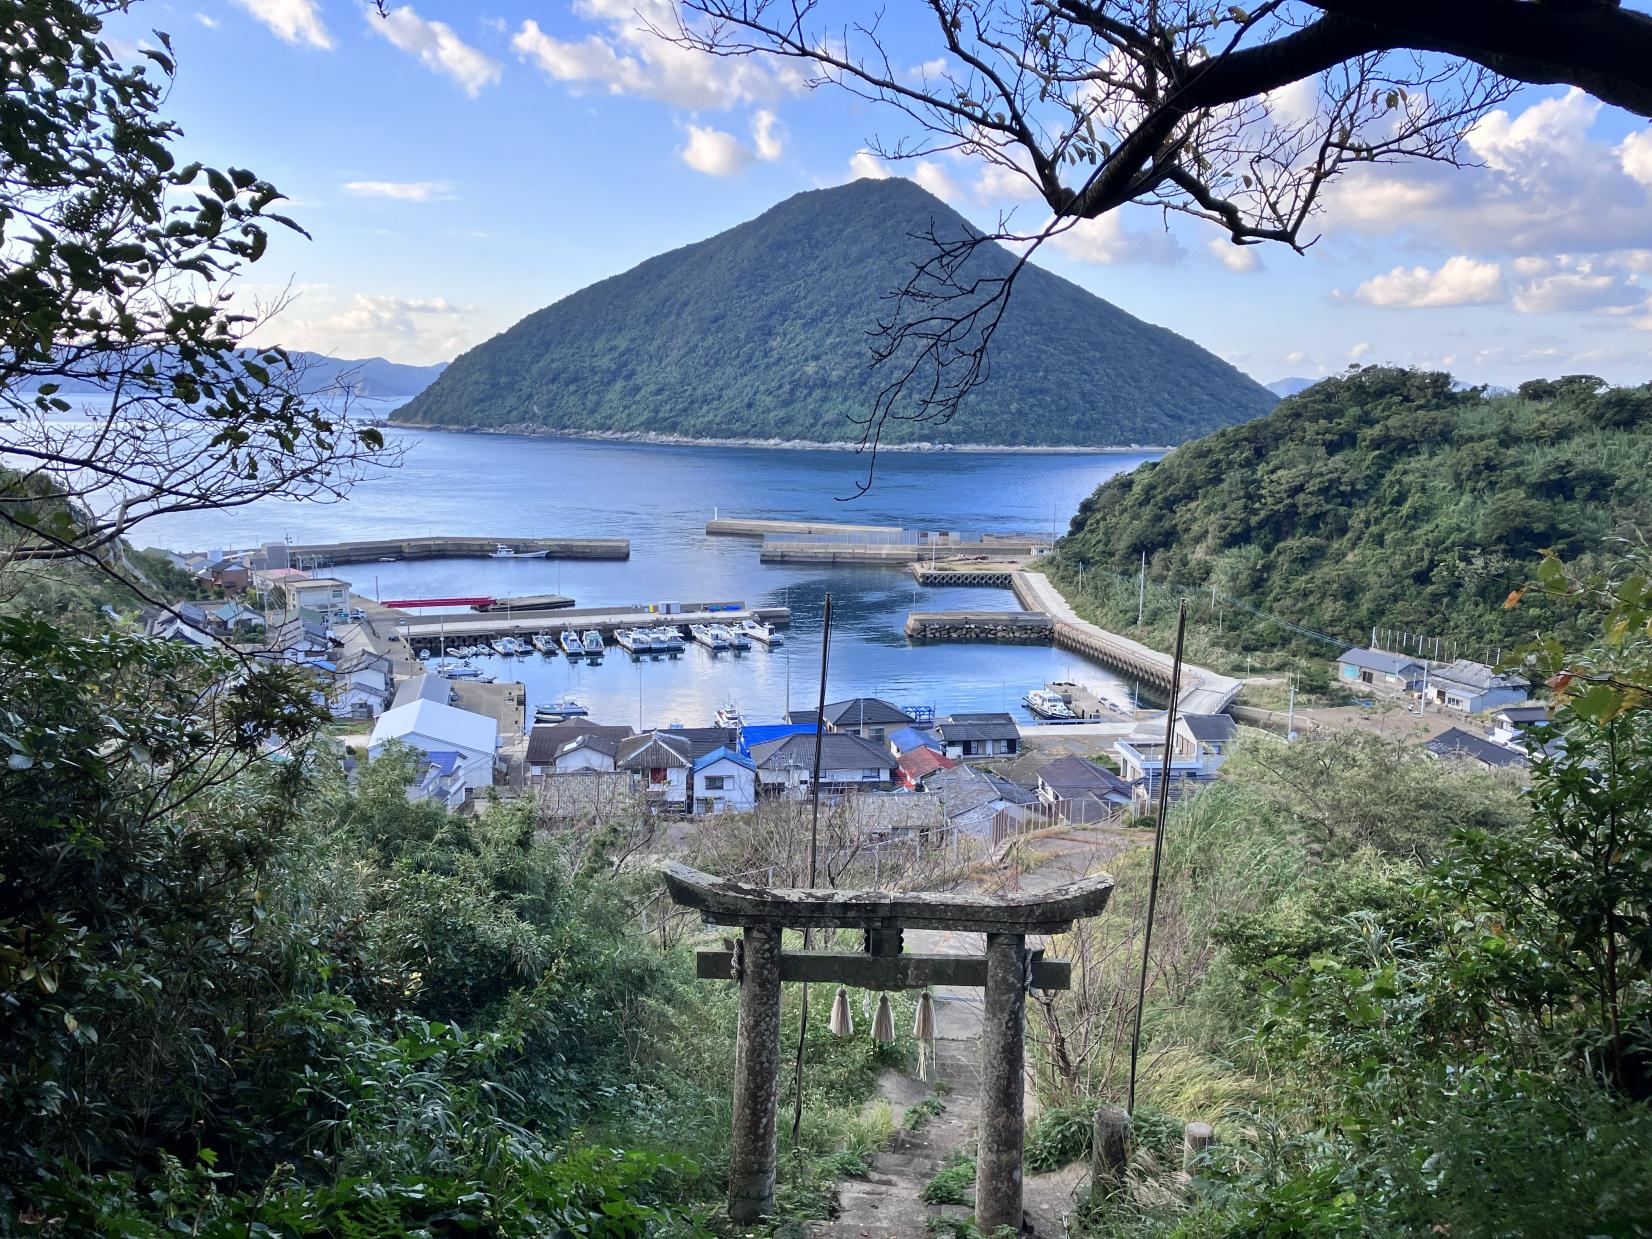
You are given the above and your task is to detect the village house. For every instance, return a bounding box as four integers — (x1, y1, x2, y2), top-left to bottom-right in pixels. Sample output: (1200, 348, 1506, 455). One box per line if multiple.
(924, 762, 1038, 841)
(332, 648, 392, 719)
(934, 712, 1021, 762)
(1335, 647, 1427, 695)
(369, 698, 499, 810)
(885, 724, 942, 758)
(1035, 756, 1133, 813)
(1114, 730, 1208, 808)
(1425, 726, 1530, 771)
(1426, 659, 1530, 714)
(616, 731, 695, 808)
(550, 733, 625, 774)
(786, 697, 915, 742)
(749, 731, 899, 798)
(896, 744, 957, 790)
(1172, 713, 1238, 774)
(525, 721, 635, 782)
(691, 747, 758, 815)
(276, 575, 350, 618)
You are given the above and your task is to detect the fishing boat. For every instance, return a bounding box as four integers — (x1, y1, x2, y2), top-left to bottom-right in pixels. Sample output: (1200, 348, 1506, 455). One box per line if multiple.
(1023, 689, 1077, 720)
(715, 623, 751, 651)
(739, 619, 782, 646)
(559, 630, 584, 657)
(489, 543, 549, 559)
(581, 629, 605, 657)
(536, 697, 588, 719)
(651, 626, 685, 653)
(689, 624, 729, 651)
(613, 628, 639, 654)
(440, 663, 485, 680)
(417, 649, 430, 661)
(531, 633, 556, 655)
(713, 701, 745, 730)
(491, 637, 518, 657)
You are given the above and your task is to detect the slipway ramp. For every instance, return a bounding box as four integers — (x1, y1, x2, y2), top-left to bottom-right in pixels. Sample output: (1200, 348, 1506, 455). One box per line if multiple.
(1013, 571, 1241, 716)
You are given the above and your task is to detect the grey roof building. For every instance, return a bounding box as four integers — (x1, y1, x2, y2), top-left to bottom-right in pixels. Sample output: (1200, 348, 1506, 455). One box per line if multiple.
(1425, 726, 1529, 770)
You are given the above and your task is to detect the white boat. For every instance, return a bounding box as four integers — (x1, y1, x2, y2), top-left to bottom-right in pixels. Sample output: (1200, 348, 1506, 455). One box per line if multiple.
(531, 633, 556, 655)
(417, 649, 430, 661)
(537, 698, 588, 718)
(489, 544, 550, 559)
(440, 663, 485, 680)
(581, 629, 605, 656)
(739, 619, 782, 646)
(1023, 689, 1077, 720)
(713, 623, 750, 651)
(492, 637, 519, 656)
(690, 624, 728, 651)
(713, 701, 744, 730)
(560, 630, 584, 657)
(613, 628, 639, 654)
(651, 626, 685, 652)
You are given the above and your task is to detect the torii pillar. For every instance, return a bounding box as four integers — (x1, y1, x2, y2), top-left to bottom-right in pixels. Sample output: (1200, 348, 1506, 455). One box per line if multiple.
(663, 861, 1115, 1233)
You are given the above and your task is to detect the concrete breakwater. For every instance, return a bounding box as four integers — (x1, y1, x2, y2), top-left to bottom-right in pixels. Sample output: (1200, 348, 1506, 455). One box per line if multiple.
(905, 610, 1054, 643)
(707, 517, 902, 538)
(283, 535, 629, 566)
(909, 566, 1017, 588)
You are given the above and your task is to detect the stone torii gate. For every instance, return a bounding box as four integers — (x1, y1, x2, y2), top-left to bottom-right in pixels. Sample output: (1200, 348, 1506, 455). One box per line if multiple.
(662, 861, 1115, 1233)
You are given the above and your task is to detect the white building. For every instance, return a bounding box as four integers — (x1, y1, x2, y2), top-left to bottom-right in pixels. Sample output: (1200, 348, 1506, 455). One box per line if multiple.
(691, 747, 758, 815)
(748, 731, 898, 799)
(369, 698, 499, 810)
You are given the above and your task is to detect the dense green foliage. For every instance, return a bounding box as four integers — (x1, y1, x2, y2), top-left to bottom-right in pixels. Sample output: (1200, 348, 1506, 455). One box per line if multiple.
(0, 615, 910, 1234)
(1035, 678, 1652, 1235)
(395, 178, 1276, 447)
(1057, 369, 1652, 656)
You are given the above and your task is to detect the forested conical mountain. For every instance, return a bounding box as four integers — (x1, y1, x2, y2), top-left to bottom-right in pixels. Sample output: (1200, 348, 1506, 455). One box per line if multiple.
(1058, 368, 1652, 652)
(394, 178, 1275, 446)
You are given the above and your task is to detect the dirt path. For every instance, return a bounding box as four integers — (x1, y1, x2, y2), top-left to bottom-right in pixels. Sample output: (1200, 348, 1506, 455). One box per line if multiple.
(808, 825, 1137, 1237)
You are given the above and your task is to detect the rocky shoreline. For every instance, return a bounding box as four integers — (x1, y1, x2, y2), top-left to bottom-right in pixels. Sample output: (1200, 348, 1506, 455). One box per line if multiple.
(381, 420, 1170, 455)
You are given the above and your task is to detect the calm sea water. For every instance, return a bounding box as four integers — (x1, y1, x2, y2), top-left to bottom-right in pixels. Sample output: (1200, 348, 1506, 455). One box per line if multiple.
(139, 412, 1163, 726)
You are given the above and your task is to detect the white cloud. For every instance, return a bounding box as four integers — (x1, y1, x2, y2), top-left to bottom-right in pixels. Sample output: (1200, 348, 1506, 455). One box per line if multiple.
(913, 160, 962, 204)
(679, 125, 749, 176)
(342, 180, 455, 201)
(1619, 129, 1652, 187)
(1208, 235, 1261, 273)
(257, 290, 482, 364)
(1049, 212, 1184, 267)
(1510, 255, 1645, 314)
(232, 0, 331, 48)
(1349, 341, 1372, 360)
(1284, 351, 1306, 365)
(195, 11, 219, 29)
(1263, 76, 1318, 128)
(1327, 89, 1652, 255)
(369, 6, 501, 97)
(974, 161, 1039, 202)
(512, 1, 800, 109)
(848, 150, 889, 181)
(752, 110, 785, 161)
(1355, 256, 1504, 308)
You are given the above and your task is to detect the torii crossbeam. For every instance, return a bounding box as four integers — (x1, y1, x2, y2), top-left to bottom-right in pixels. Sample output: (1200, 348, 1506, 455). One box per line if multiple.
(663, 861, 1115, 1233)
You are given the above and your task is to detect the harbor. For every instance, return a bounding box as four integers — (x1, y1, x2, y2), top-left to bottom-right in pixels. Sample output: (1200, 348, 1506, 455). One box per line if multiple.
(390, 601, 792, 653)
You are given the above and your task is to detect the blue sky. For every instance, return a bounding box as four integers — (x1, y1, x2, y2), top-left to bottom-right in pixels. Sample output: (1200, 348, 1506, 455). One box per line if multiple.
(117, 0, 1652, 387)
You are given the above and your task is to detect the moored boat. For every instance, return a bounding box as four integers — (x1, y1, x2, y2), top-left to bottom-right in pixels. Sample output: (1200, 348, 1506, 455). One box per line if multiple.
(713, 701, 745, 730)
(690, 624, 729, 651)
(739, 618, 782, 646)
(531, 633, 557, 655)
(559, 630, 584, 657)
(489, 543, 550, 559)
(581, 629, 605, 657)
(1023, 689, 1077, 720)
(613, 628, 639, 654)
(714, 623, 750, 651)
(536, 697, 588, 718)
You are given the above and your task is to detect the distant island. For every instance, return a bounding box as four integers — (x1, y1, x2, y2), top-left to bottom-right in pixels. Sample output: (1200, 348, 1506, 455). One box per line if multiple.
(393, 178, 1277, 448)
(41, 353, 447, 401)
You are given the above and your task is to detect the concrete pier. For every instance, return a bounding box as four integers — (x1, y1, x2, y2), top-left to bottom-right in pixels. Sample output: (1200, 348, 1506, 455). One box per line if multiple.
(392, 603, 790, 650)
(904, 610, 1053, 642)
(708, 517, 903, 538)
(280, 535, 628, 567)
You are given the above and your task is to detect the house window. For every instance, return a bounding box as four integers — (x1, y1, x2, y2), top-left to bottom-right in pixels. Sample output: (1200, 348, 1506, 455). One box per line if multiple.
(704, 775, 727, 790)
(869, 727, 886, 740)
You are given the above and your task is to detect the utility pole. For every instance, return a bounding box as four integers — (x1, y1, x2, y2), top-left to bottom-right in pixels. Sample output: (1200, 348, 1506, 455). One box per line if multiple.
(1286, 673, 1296, 742)
(1137, 551, 1146, 627)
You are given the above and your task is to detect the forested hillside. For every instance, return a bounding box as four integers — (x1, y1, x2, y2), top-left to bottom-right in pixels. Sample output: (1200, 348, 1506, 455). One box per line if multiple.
(1057, 368, 1652, 654)
(395, 178, 1276, 446)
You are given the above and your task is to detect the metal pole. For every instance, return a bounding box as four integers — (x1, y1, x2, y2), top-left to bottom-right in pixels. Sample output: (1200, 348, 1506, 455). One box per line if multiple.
(1128, 601, 1187, 1116)
(1137, 550, 1146, 627)
(790, 593, 833, 1146)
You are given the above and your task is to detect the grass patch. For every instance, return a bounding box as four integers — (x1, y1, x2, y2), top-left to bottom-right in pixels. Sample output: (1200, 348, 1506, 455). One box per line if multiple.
(904, 1096, 947, 1131)
(921, 1150, 976, 1206)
